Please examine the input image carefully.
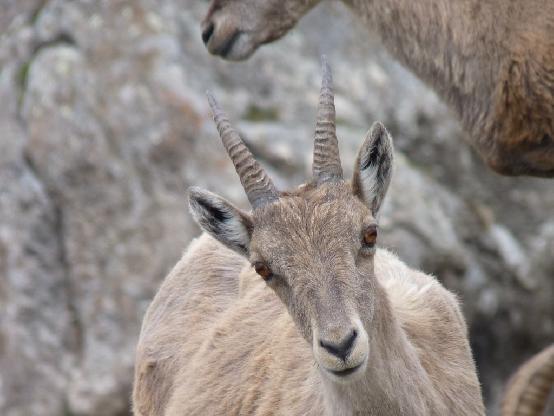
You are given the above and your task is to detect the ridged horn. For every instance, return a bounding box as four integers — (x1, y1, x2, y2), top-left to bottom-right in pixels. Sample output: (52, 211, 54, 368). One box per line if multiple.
(501, 344, 554, 416)
(206, 91, 278, 209)
(312, 55, 343, 182)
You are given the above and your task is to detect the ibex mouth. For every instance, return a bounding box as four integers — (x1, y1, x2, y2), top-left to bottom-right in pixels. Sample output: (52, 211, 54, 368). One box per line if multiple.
(328, 362, 364, 378)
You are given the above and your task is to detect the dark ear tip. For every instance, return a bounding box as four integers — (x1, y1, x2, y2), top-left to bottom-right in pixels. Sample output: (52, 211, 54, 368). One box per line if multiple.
(370, 121, 385, 137)
(187, 186, 203, 198)
(370, 121, 393, 147)
(187, 186, 208, 208)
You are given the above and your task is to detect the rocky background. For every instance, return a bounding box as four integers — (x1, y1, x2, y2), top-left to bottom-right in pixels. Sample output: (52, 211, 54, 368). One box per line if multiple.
(0, 0, 553, 415)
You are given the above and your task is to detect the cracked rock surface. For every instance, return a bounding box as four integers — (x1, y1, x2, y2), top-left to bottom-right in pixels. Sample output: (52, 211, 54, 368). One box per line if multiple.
(0, 1, 552, 415)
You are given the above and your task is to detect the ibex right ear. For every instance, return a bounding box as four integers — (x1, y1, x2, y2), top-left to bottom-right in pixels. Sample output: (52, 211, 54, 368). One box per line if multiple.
(352, 122, 394, 217)
(188, 187, 253, 256)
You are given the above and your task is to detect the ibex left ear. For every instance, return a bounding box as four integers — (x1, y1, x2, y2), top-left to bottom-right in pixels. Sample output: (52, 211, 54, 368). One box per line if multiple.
(188, 187, 253, 256)
(352, 122, 394, 217)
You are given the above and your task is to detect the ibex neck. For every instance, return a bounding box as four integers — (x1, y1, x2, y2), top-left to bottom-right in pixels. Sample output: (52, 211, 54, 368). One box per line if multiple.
(343, 0, 499, 129)
(321, 283, 441, 415)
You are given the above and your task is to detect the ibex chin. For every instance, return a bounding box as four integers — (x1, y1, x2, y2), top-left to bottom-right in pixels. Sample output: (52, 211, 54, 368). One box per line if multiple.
(200, 0, 554, 177)
(133, 59, 486, 415)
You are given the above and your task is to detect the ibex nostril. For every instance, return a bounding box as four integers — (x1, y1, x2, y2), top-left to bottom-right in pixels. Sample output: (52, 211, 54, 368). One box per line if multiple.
(202, 22, 215, 45)
(320, 329, 358, 361)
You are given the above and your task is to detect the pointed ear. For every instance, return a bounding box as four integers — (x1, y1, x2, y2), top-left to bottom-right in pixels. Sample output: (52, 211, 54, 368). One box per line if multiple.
(352, 122, 394, 217)
(188, 187, 253, 256)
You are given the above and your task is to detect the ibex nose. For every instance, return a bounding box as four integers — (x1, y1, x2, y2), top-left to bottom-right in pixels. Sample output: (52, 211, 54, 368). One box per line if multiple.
(319, 329, 357, 361)
(201, 21, 215, 45)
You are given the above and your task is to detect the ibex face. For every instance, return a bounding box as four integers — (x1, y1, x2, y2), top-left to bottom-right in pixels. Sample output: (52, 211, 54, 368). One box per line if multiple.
(247, 184, 381, 381)
(201, 0, 319, 60)
(189, 58, 393, 381)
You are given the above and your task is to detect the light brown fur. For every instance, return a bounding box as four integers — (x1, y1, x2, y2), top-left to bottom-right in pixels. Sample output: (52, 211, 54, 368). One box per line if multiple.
(201, 0, 554, 177)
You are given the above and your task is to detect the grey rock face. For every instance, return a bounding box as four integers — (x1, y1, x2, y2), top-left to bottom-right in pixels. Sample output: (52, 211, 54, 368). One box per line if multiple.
(0, 1, 552, 415)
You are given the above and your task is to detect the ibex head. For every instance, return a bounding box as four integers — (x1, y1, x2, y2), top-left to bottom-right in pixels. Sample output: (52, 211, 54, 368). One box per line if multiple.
(189, 58, 393, 380)
(201, 0, 320, 60)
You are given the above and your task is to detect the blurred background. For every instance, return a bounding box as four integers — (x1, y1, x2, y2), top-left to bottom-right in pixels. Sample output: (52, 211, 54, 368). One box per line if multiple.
(0, 0, 553, 415)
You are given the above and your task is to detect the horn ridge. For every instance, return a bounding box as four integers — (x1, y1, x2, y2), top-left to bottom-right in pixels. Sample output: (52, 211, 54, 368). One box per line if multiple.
(312, 55, 343, 182)
(206, 90, 278, 208)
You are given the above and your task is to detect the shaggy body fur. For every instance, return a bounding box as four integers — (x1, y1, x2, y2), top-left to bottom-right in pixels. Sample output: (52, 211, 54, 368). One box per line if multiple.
(201, 0, 554, 176)
(134, 233, 483, 415)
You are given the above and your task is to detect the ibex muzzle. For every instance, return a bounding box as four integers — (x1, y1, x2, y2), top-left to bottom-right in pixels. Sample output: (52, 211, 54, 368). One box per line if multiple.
(201, 0, 317, 60)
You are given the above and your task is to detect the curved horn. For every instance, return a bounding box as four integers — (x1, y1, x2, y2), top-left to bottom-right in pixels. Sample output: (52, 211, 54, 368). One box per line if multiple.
(501, 344, 554, 416)
(312, 55, 343, 182)
(206, 91, 278, 209)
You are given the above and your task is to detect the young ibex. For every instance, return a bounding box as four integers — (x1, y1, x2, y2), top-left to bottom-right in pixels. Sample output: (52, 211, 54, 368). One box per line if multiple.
(200, 0, 554, 177)
(133, 59, 486, 415)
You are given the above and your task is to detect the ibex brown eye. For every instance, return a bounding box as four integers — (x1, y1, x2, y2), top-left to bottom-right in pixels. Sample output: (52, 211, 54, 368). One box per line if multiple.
(254, 262, 273, 281)
(362, 225, 378, 247)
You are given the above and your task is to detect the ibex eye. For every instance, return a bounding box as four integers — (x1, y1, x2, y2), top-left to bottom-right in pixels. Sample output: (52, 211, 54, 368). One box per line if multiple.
(254, 262, 273, 281)
(362, 225, 378, 248)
